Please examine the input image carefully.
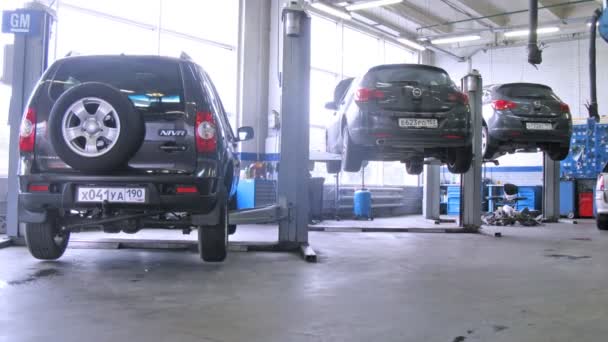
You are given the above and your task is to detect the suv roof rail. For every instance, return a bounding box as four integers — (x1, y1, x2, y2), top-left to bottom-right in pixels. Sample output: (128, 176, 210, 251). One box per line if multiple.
(180, 52, 193, 61)
(64, 50, 80, 57)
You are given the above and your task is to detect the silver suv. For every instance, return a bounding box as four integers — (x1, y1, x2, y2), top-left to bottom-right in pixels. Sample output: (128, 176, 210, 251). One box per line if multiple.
(597, 164, 608, 230)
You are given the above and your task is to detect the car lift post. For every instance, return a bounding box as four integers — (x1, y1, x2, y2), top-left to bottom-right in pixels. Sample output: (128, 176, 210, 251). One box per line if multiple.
(542, 155, 560, 222)
(460, 70, 483, 230)
(5, 3, 55, 240)
(423, 161, 441, 221)
(276, 3, 314, 258)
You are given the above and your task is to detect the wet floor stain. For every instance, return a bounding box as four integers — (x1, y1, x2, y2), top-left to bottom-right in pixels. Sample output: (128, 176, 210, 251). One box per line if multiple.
(493, 325, 509, 332)
(452, 336, 466, 342)
(2, 268, 61, 287)
(545, 254, 591, 260)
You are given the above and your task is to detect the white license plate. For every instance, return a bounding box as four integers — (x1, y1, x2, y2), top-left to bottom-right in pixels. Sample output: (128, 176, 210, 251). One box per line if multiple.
(76, 187, 147, 203)
(526, 122, 552, 130)
(399, 118, 438, 128)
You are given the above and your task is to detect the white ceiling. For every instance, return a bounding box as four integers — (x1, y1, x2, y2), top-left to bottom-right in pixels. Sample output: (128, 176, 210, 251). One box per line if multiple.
(320, 0, 603, 52)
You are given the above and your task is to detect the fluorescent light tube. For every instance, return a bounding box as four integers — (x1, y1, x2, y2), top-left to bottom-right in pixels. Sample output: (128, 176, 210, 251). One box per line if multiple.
(311, 2, 352, 20)
(430, 35, 481, 44)
(398, 37, 426, 51)
(346, 0, 403, 11)
(504, 27, 560, 37)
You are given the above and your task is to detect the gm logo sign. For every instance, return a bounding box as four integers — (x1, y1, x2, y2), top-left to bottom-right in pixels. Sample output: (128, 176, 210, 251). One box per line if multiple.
(2, 10, 42, 35)
(159, 129, 187, 137)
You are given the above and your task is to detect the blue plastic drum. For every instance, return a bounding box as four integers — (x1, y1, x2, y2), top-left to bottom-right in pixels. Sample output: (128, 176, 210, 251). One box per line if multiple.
(354, 189, 372, 219)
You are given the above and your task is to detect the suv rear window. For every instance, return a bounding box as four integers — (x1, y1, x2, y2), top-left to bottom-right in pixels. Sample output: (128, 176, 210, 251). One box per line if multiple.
(499, 84, 555, 99)
(50, 57, 185, 112)
(367, 66, 455, 87)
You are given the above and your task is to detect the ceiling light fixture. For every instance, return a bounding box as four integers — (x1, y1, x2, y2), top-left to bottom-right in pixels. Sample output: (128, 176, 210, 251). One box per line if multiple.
(346, 0, 403, 11)
(430, 35, 481, 45)
(398, 37, 426, 51)
(504, 26, 560, 37)
(351, 13, 378, 25)
(310, 1, 352, 20)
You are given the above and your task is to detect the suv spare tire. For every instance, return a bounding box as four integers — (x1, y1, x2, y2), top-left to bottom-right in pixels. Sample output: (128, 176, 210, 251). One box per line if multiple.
(48, 82, 145, 173)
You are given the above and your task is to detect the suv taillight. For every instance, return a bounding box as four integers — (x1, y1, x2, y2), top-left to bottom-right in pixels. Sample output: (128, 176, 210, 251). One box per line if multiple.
(355, 88, 384, 102)
(492, 99, 517, 111)
(560, 102, 570, 114)
(195, 111, 217, 153)
(447, 92, 469, 105)
(598, 175, 605, 191)
(19, 107, 36, 153)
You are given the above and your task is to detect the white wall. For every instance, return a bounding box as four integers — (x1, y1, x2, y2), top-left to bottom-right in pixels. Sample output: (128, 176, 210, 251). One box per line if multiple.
(435, 37, 608, 167)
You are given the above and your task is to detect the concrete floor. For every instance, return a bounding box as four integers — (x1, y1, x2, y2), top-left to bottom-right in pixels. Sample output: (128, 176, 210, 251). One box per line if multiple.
(1, 220, 608, 342)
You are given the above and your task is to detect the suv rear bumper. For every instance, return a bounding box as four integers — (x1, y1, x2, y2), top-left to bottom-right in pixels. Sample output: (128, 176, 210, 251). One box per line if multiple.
(19, 173, 222, 223)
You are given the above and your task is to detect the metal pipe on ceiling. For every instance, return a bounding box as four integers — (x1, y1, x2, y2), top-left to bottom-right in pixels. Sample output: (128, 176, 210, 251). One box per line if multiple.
(417, 0, 593, 31)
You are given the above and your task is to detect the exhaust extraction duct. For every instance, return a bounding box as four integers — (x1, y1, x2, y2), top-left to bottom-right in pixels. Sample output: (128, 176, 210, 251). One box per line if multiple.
(528, 0, 542, 66)
(587, 8, 602, 121)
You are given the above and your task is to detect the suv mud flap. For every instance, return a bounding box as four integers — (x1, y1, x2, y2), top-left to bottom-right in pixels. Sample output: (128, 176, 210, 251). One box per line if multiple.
(191, 188, 226, 226)
(19, 208, 48, 224)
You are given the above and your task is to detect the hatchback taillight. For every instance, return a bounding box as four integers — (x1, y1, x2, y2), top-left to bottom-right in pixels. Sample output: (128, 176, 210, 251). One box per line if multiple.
(598, 175, 605, 191)
(560, 102, 570, 114)
(195, 111, 217, 153)
(447, 92, 469, 105)
(492, 99, 517, 111)
(355, 88, 385, 102)
(19, 107, 36, 153)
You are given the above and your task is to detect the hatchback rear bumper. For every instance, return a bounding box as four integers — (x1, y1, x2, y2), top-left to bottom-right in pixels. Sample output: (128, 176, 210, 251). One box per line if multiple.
(488, 114, 571, 145)
(349, 111, 472, 148)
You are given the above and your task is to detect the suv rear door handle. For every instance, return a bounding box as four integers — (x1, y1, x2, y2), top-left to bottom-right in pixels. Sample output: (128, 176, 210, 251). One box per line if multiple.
(160, 143, 187, 152)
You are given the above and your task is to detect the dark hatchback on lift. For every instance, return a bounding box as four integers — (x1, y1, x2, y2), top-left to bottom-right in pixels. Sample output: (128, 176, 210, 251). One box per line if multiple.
(325, 64, 472, 175)
(18, 55, 253, 262)
(482, 83, 572, 161)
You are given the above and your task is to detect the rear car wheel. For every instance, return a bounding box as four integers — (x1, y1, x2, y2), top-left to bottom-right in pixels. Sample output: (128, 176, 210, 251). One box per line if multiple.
(481, 125, 497, 160)
(405, 159, 423, 175)
(326, 160, 341, 174)
(48, 82, 145, 173)
(341, 126, 363, 172)
(546, 143, 570, 161)
(228, 196, 237, 235)
(447, 145, 472, 174)
(597, 214, 608, 231)
(198, 196, 228, 262)
(24, 216, 70, 260)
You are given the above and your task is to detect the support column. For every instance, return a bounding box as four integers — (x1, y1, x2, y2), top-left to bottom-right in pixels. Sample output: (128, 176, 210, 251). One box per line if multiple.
(460, 70, 483, 229)
(6, 4, 55, 238)
(237, 0, 270, 158)
(543, 154, 560, 222)
(423, 162, 440, 220)
(277, 4, 310, 245)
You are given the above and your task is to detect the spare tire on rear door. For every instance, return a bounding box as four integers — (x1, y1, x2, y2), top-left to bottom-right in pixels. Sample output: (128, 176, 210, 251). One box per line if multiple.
(48, 82, 145, 173)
